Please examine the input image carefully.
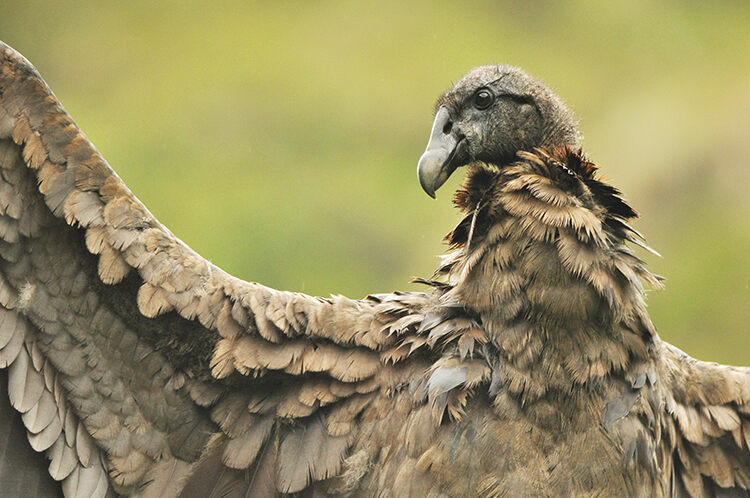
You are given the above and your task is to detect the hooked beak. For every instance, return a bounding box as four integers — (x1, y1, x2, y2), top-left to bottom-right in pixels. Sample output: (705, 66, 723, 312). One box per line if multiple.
(417, 106, 466, 198)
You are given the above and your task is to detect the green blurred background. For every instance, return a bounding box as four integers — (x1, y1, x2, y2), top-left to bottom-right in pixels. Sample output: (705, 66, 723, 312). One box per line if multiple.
(1, 1, 748, 364)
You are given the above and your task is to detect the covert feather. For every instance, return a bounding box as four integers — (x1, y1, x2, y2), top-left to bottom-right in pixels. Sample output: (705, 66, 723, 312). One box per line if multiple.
(0, 42, 749, 497)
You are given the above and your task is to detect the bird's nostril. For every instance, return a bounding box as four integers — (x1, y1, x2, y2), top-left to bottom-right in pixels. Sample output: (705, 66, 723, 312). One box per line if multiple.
(443, 121, 453, 134)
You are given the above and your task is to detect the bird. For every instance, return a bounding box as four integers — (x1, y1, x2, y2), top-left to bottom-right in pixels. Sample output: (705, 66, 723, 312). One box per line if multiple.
(0, 40, 749, 498)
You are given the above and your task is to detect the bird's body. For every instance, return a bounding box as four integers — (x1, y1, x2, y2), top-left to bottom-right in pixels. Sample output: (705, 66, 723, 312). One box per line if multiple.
(0, 41, 748, 497)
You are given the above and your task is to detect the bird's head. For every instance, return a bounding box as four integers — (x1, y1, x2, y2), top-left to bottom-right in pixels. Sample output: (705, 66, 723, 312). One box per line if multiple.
(417, 65, 579, 197)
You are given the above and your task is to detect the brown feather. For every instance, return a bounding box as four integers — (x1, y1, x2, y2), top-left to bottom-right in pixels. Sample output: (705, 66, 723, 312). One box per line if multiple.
(3, 41, 750, 498)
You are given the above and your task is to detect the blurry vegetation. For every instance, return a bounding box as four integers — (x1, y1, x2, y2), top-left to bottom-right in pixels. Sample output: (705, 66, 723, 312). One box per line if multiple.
(1, 1, 748, 364)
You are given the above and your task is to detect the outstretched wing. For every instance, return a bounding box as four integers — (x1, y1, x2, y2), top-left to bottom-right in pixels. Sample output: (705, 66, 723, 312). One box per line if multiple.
(0, 41, 468, 497)
(660, 342, 750, 496)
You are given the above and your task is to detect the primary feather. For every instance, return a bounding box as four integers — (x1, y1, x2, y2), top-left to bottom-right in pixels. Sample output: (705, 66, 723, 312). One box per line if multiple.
(0, 41, 748, 497)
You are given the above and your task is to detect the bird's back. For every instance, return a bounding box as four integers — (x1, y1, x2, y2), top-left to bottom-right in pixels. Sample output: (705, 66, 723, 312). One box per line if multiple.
(328, 390, 656, 497)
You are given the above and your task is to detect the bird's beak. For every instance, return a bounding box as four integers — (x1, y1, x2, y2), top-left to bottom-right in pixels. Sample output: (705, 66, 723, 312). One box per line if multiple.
(417, 106, 465, 198)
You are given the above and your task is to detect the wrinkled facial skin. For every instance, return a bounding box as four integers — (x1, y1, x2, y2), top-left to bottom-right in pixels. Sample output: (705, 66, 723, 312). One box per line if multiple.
(441, 76, 543, 166)
(418, 65, 578, 197)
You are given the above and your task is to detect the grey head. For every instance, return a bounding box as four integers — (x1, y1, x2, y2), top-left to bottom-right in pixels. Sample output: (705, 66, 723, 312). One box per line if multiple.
(417, 65, 579, 197)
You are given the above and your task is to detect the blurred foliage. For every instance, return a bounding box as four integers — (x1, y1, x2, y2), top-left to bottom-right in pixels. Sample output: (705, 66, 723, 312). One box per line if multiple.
(1, 1, 748, 364)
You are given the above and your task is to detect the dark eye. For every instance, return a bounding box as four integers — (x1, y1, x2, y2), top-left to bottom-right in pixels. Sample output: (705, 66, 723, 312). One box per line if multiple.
(473, 88, 494, 110)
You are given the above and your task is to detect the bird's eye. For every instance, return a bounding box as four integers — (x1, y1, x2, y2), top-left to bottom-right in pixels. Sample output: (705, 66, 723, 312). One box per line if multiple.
(473, 88, 494, 110)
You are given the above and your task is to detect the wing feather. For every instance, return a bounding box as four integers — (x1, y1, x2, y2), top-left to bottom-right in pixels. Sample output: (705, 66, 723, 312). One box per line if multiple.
(0, 40, 449, 496)
(661, 342, 750, 495)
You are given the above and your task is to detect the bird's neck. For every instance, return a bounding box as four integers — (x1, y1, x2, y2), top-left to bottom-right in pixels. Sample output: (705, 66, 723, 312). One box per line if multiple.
(437, 148, 662, 414)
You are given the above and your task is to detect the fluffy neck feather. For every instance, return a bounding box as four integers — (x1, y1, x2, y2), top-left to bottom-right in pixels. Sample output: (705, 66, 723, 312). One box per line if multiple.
(433, 147, 662, 411)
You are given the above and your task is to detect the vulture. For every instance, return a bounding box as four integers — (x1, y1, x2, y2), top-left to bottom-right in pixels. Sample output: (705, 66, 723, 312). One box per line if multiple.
(0, 40, 749, 498)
